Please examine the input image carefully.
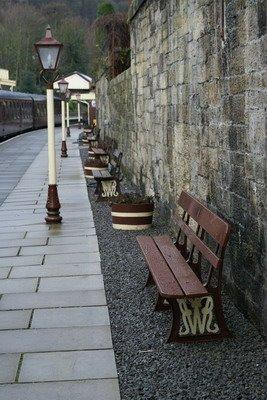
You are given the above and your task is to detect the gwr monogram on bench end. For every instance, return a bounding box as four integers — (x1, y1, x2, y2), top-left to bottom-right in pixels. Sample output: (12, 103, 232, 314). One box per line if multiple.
(138, 191, 232, 343)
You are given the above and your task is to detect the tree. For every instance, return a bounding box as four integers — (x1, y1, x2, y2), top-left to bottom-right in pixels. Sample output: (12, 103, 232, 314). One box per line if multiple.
(0, 2, 45, 92)
(56, 16, 90, 76)
(40, 1, 74, 30)
(0, 0, 129, 92)
(91, 7, 130, 79)
(97, 1, 115, 17)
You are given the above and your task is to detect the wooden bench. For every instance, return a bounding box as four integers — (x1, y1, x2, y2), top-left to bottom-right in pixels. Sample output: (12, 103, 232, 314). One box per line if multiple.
(88, 135, 114, 157)
(91, 147, 109, 163)
(93, 150, 123, 200)
(137, 191, 231, 343)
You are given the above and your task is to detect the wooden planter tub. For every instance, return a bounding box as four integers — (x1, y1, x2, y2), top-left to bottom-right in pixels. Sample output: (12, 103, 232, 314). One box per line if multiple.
(111, 203, 154, 230)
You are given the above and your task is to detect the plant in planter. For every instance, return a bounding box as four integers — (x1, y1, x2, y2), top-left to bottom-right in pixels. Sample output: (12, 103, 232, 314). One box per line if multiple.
(84, 158, 108, 179)
(111, 193, 154, 230)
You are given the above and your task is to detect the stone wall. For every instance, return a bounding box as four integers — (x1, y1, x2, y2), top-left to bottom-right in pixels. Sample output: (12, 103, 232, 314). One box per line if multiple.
(96, 0, 266, 329)
(96, 69, 136, 179)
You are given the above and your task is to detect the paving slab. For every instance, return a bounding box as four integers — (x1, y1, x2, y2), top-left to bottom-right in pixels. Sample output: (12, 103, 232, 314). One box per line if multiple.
(0, 354, 20, 383)
(44, 252, 100, 264)
(0, 238, 47, 248)
(3, 200, 38, 205)
(0, 310, 31, 330)
(0, 290, 107, 310)
(0, 225, 49, 233)
(0, 267, 10, 279)
(0, 247, 20, 257)
(19, 349, 117, 382)
(0, 278, 38, 294)
(0, 326, 112, 353)
(38, 275, 104, 292)
(20, 242, 98, 256)
(9, 263, 101, 278)
(25, 227, 96, 238)
(31, 306, 110, 328)
(0, 232, 26, 240)
(0, 255, 43, 268)
(0, 379, 121, 400)
(48, 235, 97, 245)
(0, 218, 44, 227)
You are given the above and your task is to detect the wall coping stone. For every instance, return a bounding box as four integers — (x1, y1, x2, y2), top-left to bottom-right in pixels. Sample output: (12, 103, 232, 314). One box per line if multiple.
(128, 0, 148, 21)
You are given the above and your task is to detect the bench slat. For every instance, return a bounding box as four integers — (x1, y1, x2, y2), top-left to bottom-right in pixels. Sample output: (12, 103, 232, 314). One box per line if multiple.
(92, 148, 107, 155)
(179, 191, 230, 247)
(92, 171, 103, 179)
(100, 170, 112, 178)
(154, 236, 208, 297)
(137, 236, 184, 298)
(175, 216, 221, 269)
(93, 170, 112, 179)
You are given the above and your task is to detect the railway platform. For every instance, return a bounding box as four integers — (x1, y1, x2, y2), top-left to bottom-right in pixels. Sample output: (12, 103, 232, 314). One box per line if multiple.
(0, 128, 120, 400)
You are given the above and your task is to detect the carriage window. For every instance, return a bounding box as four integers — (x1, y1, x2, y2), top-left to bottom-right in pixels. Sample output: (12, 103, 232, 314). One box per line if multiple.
(8, 103, 11, 119)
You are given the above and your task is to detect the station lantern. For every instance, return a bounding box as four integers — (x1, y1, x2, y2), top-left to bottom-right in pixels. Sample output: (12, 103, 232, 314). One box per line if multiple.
(35, 26, 63, 71)
(58, 78, 69, 95)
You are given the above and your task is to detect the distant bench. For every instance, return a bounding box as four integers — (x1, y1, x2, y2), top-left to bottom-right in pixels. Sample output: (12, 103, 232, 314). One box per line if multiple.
(137, 191, 231, 343)
(93, 150, 123, 200)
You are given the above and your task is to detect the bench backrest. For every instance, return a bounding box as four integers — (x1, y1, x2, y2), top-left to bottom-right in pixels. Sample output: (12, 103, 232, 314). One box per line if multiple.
(175, 191, 231, 278)
(108, 150, 123, 178)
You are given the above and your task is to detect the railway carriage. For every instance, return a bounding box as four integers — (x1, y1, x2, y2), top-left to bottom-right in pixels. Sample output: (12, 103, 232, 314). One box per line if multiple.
(0, 90, 61, 139)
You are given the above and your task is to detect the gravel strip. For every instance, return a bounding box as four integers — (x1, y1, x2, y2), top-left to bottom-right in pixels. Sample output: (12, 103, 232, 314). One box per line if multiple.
(80, 145, 264, 400)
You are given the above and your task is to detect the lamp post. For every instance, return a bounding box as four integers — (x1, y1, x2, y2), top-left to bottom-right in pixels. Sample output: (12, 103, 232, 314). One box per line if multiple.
(66, 89, 71, 137)
(76, 93, 81, 129)
(58, 78, 69, 158)
(35, 26, 63, 224)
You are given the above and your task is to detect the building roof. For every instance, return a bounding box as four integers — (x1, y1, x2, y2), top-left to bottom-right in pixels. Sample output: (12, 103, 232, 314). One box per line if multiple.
(53, 71, 93, 92)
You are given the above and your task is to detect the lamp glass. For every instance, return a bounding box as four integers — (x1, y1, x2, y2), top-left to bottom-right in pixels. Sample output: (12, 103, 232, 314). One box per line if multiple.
(58, 80, 69, 94)
(38, 46, 60, 70)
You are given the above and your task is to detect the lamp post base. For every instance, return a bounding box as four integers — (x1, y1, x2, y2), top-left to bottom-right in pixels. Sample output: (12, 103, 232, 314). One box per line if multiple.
(61, 140, 68, 158)
(78, 122, 82, 129)
(45, 184, 62, 224)
(66, 127, 71, 137)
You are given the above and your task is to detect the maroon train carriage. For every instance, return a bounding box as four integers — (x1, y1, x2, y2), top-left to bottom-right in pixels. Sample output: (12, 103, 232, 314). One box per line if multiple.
(0, 90, 61, 139)
(32, 93, 48, 129)
(32, 93, 61, 129)
(0, 91, 33, 138)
